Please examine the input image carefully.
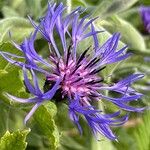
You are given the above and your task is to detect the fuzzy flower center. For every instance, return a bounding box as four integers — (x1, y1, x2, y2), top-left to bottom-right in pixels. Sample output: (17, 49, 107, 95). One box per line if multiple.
(47, 51, 103, 99)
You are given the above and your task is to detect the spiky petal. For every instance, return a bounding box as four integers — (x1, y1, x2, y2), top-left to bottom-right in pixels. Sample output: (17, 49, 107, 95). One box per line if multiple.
(0, 3, 145, 140)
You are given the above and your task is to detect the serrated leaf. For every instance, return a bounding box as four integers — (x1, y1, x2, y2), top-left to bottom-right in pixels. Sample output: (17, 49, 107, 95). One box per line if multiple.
(33, 102, 59, 150)
(0, 129, 30, 150)
(93, 0, 138, 18)
(0, 17, 33, 43)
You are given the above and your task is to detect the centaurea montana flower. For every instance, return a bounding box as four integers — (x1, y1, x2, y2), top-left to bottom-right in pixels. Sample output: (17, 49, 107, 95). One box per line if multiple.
(140, 6, 150, 33)
(0, 3, 145, 140)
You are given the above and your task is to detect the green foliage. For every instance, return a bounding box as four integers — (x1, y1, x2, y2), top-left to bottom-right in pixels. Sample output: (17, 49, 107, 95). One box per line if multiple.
(0, 129, 30, 150)
(133, 111, 150, 150)
(0, 42, 29, 105)
(139, 0, 150, 5)
(0, 0, 48, 19)
(0, 0, 149, 150)
(0, 17, 33, 43)
(67, 0, 86, 7)
(102, 15, 146, 51)
(93, 0, 138, 18)
(91, 136, 116, 150)
(113, 112, 150, 150)
(2, 6, 20, 18)
(113, 50, 150, 98)
(33, 102, 60, 150)
(25, 0, 48, 20)
(56, 103, 92, 150)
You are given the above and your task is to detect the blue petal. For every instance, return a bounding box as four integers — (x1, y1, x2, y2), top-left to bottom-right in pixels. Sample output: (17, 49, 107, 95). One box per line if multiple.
(42, 78, 61, 99)
(6, 93, 38, 103)
(24, 102, 42, 124)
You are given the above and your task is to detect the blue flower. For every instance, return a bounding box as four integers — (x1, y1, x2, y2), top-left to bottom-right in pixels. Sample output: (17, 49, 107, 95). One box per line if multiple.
(140, 6, 150, 33)
(0, 3, 145, 140)
(6, 66, 61, 124)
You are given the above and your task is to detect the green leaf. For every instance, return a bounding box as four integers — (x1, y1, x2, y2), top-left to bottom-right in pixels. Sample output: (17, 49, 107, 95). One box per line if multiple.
(65, 0, 86, 13)
(33, 102, 59, 150)
(119, 7, 142, 28)
(83, 0, 99, 5)
(0, 129, 30, 150)
(2, 6, 20, 18)
(93, 0, 138, 18)
(91, 137, 116, 150)
(139, 0, 150, 5)
(0, 17, 33, 43)
(71, 0, 86, 7)
(0, 0, 6, 10)
(56, 104, 93, 150)
(102, 15, 146, 51)
(133, 111, 150, 150)
(25, 0, 48, 20)
(7, 0, 26, 17)
(0, 42, 29, 105)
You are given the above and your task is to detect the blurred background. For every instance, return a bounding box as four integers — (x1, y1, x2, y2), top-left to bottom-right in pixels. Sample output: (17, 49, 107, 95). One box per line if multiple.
(0, 0, 149, 150)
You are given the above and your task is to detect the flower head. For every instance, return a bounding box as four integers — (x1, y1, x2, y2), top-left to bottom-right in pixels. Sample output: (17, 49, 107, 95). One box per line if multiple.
(140, 6, 150, 33)
(0, 3, 145, 140)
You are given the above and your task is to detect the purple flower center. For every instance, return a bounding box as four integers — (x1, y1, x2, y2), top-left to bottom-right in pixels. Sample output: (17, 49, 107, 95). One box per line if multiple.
(47, 48, 103, 102)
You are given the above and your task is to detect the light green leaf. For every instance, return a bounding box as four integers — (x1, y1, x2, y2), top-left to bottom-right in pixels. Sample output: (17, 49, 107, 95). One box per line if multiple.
(33, 102, 59, 150)
(10, 0, 25, 10)
(25, 0, 48, 20)
(65, 0, 86, 13)
(119, 7, 142, 28)
(93, 0, 138, 18)
(2, 6, 20, 18)
(7, 0, 26, 17)
(134, 111, 150, 150)
(91, 137, 116, 150)
(0, 129, 30, 150)
(102, 15, 146, 51)
(0, 17, 33, 43)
